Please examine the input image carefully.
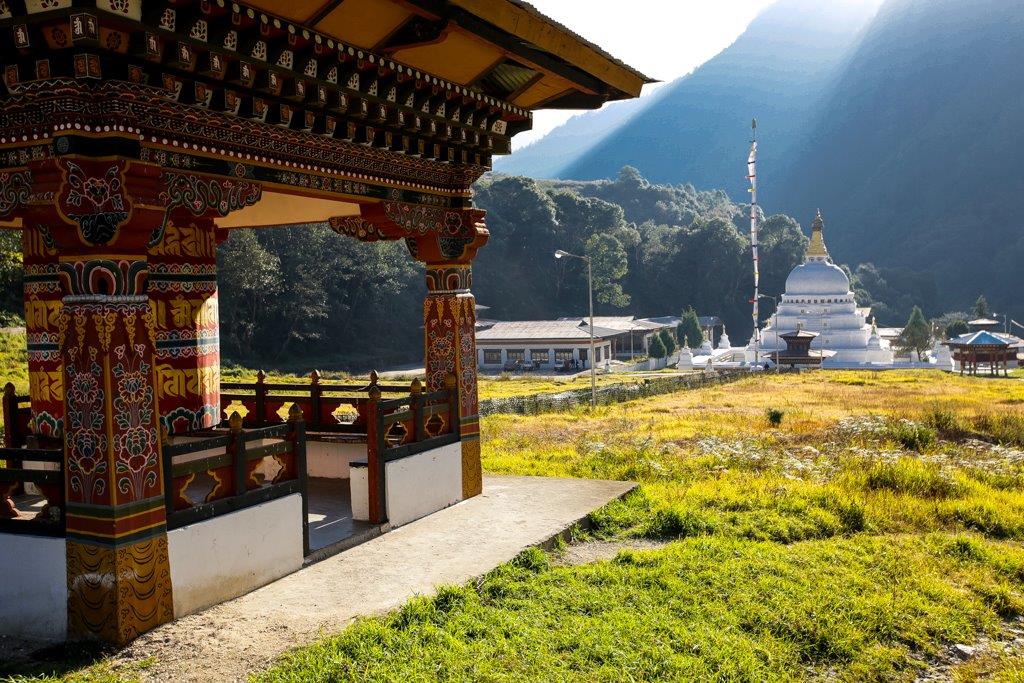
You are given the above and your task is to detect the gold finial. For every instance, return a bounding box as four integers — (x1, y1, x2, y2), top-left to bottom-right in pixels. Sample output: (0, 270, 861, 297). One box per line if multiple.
(367, 370, 381, 401)
(310, 369, 321, 385)
(444, 373, 457, 390)
(256, 369, 266, 384)
(229, 411, 243, 432)
(410, 377, 422, 395)
(288, 402, 304, 421)
(805, 209, 829, 260)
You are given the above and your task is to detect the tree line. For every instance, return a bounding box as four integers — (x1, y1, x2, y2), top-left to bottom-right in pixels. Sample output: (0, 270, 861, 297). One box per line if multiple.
(0, 167, 966, 368)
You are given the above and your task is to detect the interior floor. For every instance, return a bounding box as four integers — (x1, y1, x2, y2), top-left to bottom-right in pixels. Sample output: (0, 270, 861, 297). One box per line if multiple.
(306, 477, 374, 552)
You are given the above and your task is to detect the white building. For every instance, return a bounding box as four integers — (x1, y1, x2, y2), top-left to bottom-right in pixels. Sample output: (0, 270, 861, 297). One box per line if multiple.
(759, 211, 894, 366)
(476, 320, 618, 371)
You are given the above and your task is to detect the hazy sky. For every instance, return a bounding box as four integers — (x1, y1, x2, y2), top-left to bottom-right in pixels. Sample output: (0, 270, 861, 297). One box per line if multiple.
(517, 0, 776, 149)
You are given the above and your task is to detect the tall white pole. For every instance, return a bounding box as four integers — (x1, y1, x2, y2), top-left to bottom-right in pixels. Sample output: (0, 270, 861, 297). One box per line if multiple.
(588, 259, 596, 409)
(749, 118, 761, 368)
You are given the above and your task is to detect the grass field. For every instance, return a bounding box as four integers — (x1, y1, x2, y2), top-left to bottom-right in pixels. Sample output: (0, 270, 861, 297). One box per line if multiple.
(258, 371, 1024, 682)
(7, 355, 1024, 681)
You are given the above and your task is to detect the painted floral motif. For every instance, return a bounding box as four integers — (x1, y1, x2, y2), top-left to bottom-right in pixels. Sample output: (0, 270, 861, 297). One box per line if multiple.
(61, 161, 128, 246)
(0, 169, 31, 218)
(112, 343, 158, 500)
(65, 357, 108, 504)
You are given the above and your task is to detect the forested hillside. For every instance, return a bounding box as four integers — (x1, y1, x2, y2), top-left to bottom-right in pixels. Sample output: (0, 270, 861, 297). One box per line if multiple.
(776, 0, 1024, 317)
(0, 168, 940, 368)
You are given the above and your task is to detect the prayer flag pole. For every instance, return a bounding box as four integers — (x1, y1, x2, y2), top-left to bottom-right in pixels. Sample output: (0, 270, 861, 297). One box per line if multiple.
(748, 118, 761, 366)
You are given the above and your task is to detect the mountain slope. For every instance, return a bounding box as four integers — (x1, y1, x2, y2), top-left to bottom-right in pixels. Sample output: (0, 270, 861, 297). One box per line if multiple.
(530, 0, 881, 199)
(776, 0, 1024, 313)
(492, 95, 653, 179)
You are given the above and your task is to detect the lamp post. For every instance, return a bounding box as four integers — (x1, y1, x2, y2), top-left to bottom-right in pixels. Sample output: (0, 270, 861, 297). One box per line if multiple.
(555, 249, 597, 408)
(758, 293, 779, 372)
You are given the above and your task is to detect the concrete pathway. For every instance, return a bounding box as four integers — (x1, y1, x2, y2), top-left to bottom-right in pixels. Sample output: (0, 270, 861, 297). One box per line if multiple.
(116, 475, 635, 682)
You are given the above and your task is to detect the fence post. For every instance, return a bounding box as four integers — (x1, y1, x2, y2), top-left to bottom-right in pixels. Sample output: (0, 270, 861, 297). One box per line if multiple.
(410, 378, 424, 442)
(161, 423, 174, 520)
(310, 370, 322, 431)
(288, 402, 309, 556)
(2, 382, 15, 449)
(230, 411, 248, 495)
(365, 374, 387, 524)
(445, 373, 459, 436)
(255, 370, 267, 427)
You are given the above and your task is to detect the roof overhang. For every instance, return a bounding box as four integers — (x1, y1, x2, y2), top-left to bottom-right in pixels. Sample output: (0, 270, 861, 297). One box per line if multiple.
(236, 0, 651, 113)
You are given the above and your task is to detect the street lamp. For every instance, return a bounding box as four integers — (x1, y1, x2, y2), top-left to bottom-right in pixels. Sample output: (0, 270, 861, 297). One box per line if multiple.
(555, 249, 597, 408)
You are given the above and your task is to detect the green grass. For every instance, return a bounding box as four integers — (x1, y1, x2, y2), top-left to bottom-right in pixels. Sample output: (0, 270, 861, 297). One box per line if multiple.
(252, 371, 1024, 682)
(259, 535, 1024, 682)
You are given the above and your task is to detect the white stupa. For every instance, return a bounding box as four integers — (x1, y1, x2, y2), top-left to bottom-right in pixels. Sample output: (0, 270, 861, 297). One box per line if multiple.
(759, 210, 893, 366)
(699, 332, 714, 355)
(717, 328, 732, 350)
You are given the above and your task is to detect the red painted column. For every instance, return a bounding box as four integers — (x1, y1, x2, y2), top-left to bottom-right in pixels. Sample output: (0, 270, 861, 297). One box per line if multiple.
(332, 202, 488, 499)
(27, 156, 174, 644)
(147, 219, 222, 434)
(423, 263, 482, 497)
(21, 223, 64, 442)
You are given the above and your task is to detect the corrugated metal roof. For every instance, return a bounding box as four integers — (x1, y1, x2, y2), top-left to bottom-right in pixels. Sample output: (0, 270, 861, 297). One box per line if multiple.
(477, 320, 621, 341)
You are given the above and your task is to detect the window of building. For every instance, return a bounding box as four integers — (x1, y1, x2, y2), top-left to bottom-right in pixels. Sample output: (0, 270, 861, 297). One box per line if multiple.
(579, 348, 588, 362)
(596, 347, 603, 362)
(507, 349, 525, 362)
(531, 349, 549, 364)
(555, 349, 574, 362)
(483, 350, 501, 364)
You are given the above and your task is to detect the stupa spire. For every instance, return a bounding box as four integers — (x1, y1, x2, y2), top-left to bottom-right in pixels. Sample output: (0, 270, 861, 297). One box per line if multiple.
(805, 208, 829, 261)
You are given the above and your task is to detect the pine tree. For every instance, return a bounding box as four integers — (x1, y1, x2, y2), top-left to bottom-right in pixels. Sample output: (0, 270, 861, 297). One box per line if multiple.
(659, 329, 677, 355)
(972, 295, 990, 319)
(677, 307, 703, 350)
(649, 334, 667, 359)
(896, 306, 932, 361)
(945, 320, 969, 339)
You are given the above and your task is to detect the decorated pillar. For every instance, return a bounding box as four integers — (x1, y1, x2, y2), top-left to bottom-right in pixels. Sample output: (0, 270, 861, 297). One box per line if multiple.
(25, 156, 174, 643)
(147, 219, 222, 435)
(331, 202, 488, 498)
(423, 261, 482, 497)
(22, 222, 64, 442)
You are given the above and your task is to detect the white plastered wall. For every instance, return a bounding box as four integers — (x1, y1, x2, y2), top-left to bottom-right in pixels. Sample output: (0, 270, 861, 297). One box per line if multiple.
(350, 441, 463, 528)
(0, 533, 67, 641)
(306, 440, 367, 479)
(168, 493, 304, 617)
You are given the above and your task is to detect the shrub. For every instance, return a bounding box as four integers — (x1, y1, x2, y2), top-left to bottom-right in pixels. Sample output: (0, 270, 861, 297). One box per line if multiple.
(765, 408, 785, 428)
(972, 412, 1024, 447)
(924, 405, 966, 439)
(865, 458, 963, 499)
(883, 419, 937, 452)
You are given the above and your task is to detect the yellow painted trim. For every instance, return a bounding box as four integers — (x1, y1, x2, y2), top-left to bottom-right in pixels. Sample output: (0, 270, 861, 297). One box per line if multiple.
(449, 0, 648, 97)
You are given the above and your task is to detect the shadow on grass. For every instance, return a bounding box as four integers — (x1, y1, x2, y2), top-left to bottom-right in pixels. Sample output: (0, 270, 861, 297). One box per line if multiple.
(0, 639, 118, 681)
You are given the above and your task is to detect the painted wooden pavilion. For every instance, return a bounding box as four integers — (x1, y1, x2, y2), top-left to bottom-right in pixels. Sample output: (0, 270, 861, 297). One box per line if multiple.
(945, 330, 1020, 376)
(0, 0, 649, 645)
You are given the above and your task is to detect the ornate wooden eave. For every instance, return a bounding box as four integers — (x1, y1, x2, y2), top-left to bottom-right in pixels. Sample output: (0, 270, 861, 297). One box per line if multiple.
(0, 0, 561, 210)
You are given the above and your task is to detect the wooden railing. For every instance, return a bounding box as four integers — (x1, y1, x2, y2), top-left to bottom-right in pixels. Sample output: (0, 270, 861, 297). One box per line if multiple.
(362, 374, 460, 523)
(220, 370, 417, 433)
(163, 406, 309, 554)
(1, 384, 64, 536)
(0, 446, 64, 537)
(2, 383, 33, 450)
